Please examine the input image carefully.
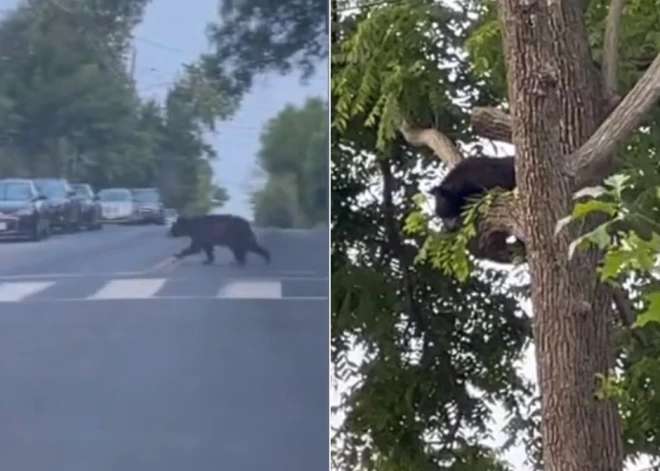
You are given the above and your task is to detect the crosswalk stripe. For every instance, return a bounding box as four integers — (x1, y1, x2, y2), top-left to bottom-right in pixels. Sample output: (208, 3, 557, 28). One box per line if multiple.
(89, 278, 167, 300)
(0, 281, 55, 302)
(217, 281, 282, 299)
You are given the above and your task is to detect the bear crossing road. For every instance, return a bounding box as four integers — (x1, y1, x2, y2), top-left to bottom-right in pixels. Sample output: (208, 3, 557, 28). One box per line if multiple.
(168, 214, 271, 266)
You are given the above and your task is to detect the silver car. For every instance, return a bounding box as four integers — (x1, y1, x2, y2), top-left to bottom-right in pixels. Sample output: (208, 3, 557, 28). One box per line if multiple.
(98, 188, 137, 223)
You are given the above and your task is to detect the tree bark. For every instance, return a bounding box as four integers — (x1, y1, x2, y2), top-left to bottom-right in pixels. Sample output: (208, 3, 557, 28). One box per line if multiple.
(496, 0, 623, 470)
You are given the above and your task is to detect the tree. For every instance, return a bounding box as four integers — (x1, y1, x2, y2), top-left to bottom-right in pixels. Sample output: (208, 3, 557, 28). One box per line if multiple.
(252, 97, 328, 227)
(200, 0, 328, 94)
(212, 185, 229, 207)
(252, 174, 300, 228)
(333, 0, 660, 470)
(154, 70, 231, 214)
(0, 0, 230, 213)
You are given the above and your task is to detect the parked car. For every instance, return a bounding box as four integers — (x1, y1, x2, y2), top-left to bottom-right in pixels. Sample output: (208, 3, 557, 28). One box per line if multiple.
(32, 178, 83, 233)
(131, 187, 166, 225)
(98, 188, 137, 223)
(0, 178, 51, 241)
(71, 183, 103, 231)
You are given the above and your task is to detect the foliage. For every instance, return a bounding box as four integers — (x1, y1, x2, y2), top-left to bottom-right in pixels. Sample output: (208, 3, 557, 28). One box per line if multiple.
(200, 0, 327, 95)
(559, 174, 660, 462)
(252, 174, 301, 228)
(0, 0, 230, 213)
(333, 0, 494, 151)
(252, 97, 328, 228)
(404, 190, 510, 282)
(212, 185, 229, 206)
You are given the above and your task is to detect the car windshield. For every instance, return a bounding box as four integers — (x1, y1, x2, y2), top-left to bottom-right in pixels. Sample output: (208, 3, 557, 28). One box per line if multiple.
(132, 191, 160, 203)
(0, 182, 32, 201)
(99, 189, 131, 202)
(73, 185, 92, 198)
(34, 180, 67, 198)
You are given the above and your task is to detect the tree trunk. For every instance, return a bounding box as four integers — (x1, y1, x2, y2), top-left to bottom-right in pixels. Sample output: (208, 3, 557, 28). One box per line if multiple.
(497, 0, 624, 470)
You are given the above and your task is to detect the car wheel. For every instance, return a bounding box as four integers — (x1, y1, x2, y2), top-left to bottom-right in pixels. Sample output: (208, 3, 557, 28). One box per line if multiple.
(30, 220, 42, 242)
(69, 215, 81, 232)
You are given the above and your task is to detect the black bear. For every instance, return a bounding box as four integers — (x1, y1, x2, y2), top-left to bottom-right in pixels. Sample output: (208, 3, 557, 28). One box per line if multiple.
(429, 156, 515, 223)
(168, 214, 271, 266)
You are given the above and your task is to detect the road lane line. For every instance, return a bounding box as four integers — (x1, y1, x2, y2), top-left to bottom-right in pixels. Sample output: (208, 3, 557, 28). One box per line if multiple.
(0, 281, 55, 302)
(7, 295, 328, 303)
(141, 256, 181, 274)
(0, 271, 146, 281)
(217, 281, 283, 299)
(89, 278, 167, 300)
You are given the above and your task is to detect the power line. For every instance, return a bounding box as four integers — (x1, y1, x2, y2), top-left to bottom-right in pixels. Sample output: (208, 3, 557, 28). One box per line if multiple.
(133, 35, 189, 55)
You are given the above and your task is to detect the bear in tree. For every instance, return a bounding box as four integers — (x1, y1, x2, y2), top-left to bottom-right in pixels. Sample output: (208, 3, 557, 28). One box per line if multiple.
(429, 156, 516, 227)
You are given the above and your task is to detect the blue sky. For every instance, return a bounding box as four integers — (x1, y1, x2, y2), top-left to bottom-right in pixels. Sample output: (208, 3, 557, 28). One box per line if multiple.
(0, 0, 329, 219)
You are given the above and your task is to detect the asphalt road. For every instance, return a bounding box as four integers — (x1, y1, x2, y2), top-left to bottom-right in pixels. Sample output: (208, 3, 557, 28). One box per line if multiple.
(0, 224, 329, 470)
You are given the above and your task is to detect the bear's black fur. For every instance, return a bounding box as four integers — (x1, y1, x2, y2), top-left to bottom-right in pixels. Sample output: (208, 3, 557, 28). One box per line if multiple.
(430, 156, 515, 221)
(169, 214, 270, 265)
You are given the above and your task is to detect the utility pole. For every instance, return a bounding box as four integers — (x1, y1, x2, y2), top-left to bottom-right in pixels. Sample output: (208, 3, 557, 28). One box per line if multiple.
(129, 46, 137, 83)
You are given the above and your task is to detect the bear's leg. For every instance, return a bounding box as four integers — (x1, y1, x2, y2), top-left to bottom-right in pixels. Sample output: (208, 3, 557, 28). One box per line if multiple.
(248, 240, 270, 265)
(202, 244, 215, 265)
(174, 240, 202, 259)
(230, 245, 247, 266)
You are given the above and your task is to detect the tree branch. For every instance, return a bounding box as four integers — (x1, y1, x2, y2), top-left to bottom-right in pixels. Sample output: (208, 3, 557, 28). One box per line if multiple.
(398, 120, 464, 167)
(471, 107, 512, 143)
(602, 0, 626, 102)
(611, 283, 648, 347)
(570, 52, 660, 186)
(611, 284, 636, 327)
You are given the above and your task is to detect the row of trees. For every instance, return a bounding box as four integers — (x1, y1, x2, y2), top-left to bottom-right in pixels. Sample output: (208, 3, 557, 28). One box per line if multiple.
(251, 97, 328, 228)
(0, 0, 231, 213)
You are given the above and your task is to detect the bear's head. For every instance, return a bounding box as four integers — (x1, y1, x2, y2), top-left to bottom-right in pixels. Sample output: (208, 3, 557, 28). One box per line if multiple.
(429, 185, 457, 219)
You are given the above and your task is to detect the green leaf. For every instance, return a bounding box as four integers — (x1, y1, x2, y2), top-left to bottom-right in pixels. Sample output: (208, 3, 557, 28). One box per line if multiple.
(572, 199, 618, 219)
(635, 293, 660, 327)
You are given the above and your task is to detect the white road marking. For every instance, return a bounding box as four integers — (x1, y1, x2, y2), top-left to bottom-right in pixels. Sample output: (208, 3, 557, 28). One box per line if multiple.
(0, 281, 55, 302)
(217, 281, 282, 299)
(13, 296, 327, 303)
(0, 271, 146, 281)
(89, 278, 167, 300)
